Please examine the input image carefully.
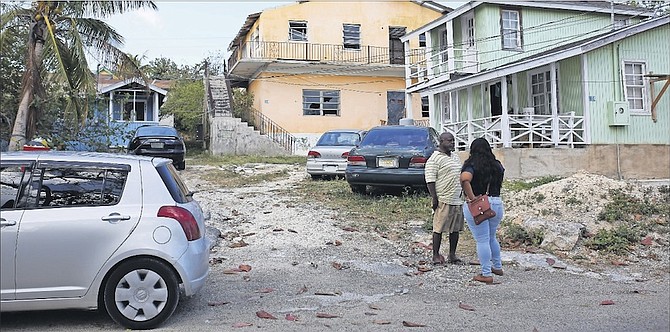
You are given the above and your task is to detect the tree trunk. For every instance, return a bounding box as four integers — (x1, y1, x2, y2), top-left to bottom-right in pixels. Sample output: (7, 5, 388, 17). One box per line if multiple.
(8, 22, 45, 151)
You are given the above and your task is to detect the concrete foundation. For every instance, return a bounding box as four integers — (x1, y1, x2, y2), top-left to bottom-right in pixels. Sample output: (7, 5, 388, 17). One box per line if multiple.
(456, 144, 670, 180)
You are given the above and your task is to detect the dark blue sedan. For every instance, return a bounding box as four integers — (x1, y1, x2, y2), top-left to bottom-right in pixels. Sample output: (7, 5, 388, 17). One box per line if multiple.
(345, 125, 439, 194)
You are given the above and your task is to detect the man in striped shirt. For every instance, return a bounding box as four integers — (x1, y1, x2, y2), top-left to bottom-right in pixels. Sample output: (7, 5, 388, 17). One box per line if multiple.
(425, 132, 464, 265)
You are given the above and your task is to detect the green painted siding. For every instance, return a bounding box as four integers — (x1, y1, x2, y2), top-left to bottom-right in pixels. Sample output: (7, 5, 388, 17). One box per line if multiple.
(586, 24, 670, 145)
(559, 56, 584, 116)
(474, 4, 616, 70)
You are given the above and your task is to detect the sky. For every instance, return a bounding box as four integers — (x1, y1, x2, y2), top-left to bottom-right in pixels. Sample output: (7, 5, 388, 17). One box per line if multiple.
(102, 1, 466, 67)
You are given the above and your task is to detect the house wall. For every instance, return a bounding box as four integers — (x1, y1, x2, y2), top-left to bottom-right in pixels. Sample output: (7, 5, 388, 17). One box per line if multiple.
(249, 73, 414, 153)
(558, 56, 584, 116)
(472, 4, 621, 71)
(475, 144, 670, 180)
(585, 25, 670, 145)
(239, 2, 443, 153)
(253, 2, 442, 49)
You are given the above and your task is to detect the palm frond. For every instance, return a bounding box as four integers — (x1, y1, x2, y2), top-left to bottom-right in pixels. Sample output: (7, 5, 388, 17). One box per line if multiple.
(66, 1, 158, 19)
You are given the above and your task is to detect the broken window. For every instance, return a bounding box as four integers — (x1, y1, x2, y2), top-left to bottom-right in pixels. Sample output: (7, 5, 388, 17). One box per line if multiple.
(289, 21, 307, 41)
(303, 89, 340, 116)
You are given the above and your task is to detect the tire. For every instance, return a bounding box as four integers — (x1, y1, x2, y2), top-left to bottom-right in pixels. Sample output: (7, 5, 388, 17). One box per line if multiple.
(176, 161, 186, 170)
(310, 174, 322, 180)
(103, 258, 180, 330)
(350, 184, 366, 194)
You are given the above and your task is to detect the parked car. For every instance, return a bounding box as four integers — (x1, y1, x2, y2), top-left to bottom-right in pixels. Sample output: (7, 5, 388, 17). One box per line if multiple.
(345, 125, 439, 194)
(128, 125, 186, 170)
(306, 129, 365, 179)
(0, 151, 209, 329)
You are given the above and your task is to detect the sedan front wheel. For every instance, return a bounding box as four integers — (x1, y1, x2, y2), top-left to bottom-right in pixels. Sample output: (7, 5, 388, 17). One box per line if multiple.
(103, 258, 180, 330)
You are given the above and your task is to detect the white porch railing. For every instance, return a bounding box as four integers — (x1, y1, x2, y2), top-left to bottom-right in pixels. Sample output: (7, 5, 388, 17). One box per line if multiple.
(445, 112, 586, 149)
(408, 48, 479, 84)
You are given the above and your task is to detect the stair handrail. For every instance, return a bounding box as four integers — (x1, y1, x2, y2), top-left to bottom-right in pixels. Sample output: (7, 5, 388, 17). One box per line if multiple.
(239, 107, 296, 154)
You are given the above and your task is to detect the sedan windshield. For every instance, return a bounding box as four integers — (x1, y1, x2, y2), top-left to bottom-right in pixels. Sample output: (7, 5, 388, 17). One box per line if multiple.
(135, 126, 178, 137)
(316, 132, 360, 146)
(359, 129, 428, 148)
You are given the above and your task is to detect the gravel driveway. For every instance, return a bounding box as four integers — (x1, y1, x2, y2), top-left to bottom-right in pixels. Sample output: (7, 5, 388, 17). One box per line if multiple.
(2, 164, 668, 331)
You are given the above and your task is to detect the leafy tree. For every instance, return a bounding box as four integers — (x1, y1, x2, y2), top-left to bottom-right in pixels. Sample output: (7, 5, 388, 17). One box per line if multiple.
(146, 57, 181, 79)
(1, 1, 157, 151)
(160, 79, 204, 135)
(0, 6, 27, 145)
(230, 88, 258, 128)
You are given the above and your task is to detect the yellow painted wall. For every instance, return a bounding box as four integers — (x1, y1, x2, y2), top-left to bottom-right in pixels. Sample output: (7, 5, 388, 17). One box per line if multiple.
(249, 1, 441, 49)
(250, 73, 413, 133)
(242, 1, 442, 135)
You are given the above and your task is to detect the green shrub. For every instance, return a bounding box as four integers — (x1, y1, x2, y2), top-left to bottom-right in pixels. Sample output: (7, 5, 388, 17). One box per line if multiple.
(501, 223, 544, 247)
(598, 188, 665, 222)
(586, 225, 640, 255)
(504, 176, 562, 192)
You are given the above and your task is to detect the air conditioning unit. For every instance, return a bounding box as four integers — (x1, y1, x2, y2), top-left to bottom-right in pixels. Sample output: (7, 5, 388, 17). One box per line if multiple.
(607, 101, 630, 126)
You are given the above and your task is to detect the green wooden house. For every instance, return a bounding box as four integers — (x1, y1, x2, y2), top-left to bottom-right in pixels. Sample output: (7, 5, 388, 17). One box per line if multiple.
(400, 1, 669, 150)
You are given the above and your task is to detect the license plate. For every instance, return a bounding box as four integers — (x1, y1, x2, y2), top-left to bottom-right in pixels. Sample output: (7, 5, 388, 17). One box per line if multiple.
(150, 142, 164, 149)
(378, 157, 398, 168)
(324, 165, 338, 173)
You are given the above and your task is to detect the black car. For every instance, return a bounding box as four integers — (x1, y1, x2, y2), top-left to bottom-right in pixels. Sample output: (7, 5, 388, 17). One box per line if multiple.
(127, 125, 186, 170)
(345, 125, 439, 194)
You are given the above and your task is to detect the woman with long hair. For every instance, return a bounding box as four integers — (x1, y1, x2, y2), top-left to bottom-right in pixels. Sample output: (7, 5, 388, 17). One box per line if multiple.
(460, 138, 505, 284)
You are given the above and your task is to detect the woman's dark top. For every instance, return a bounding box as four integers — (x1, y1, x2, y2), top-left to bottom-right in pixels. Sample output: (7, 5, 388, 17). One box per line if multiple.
(462, 161, 505, 197)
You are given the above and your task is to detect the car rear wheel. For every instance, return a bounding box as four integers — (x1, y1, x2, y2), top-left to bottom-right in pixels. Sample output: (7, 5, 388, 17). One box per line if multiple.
(103, 258, 180, 330)
(350, 184, 366, 194)
(176, 161, 186, 170)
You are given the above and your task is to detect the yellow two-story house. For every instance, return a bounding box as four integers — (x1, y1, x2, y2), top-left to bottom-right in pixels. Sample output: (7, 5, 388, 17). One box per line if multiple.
(226, 0, 448, 153)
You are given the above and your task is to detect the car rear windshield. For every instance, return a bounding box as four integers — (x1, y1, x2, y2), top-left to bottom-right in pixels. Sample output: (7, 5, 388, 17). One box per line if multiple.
(156, 164, 193, 203)
(136, 126, 178, 137)
(316, 132, 360, 146)
(359, 128, 429, 148)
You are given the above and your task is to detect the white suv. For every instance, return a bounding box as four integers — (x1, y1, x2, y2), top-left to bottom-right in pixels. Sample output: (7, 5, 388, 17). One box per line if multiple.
(0, 151, 209, 329)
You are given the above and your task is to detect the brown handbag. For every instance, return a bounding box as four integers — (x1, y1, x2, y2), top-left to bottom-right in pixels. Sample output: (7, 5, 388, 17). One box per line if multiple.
(467, 194, 496, 225)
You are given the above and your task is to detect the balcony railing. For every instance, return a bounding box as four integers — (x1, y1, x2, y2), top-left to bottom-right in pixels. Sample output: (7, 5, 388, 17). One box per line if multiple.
(228, 41, 425, 70)
(445, 112, 585, 149)
(408, 47, 479, 84)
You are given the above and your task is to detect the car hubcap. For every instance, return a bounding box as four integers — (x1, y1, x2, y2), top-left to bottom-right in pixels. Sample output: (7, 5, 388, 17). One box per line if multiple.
(115, 269, 168, 321)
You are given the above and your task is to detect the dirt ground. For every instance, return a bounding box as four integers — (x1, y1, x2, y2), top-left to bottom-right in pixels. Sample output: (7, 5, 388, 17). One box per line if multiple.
(1, 163, 668, 332)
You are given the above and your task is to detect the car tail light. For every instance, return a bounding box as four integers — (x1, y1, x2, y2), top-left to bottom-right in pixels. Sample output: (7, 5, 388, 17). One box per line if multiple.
(341, 151, 350, 158)
(409, 156, 428, 168)
(347, 155, 366, 166)
(158, 206, 201, 241)
(307, 150, 321, 158)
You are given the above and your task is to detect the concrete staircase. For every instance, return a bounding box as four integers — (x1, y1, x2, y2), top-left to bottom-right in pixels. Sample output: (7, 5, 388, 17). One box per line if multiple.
(207, 76, 232, 117)
(205, 76, 294, 155)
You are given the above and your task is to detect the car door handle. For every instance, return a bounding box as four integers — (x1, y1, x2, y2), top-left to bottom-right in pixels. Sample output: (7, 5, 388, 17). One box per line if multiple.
(1, 218, 17, 227)
(101, 213, 131, 223)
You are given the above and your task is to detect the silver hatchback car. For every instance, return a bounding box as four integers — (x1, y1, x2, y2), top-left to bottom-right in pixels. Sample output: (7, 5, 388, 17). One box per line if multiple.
(0, 151, 209, 329)
(306, 129, 365, 179)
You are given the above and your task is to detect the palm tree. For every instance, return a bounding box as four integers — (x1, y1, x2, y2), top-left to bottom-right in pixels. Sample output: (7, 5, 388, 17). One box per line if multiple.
(1, 1, 157, 151)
